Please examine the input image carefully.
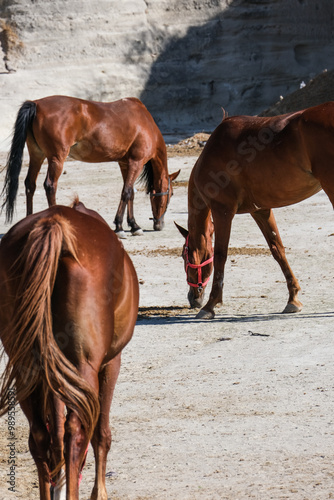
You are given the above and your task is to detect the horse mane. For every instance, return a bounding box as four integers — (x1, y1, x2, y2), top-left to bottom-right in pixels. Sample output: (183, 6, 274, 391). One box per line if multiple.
(70, 194, 80, 207)
(138, 160, 154, 194)
(0, 214, 99, 439)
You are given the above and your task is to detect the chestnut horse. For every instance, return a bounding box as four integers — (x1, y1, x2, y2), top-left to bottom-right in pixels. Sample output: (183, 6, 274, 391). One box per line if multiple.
(0, 200, 139, 499)
(1, 95, 179, 237)
(177, 102, 334, 319)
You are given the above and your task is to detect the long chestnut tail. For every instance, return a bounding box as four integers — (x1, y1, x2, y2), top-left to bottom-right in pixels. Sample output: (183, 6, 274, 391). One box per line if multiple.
(0, 214, 99, 437)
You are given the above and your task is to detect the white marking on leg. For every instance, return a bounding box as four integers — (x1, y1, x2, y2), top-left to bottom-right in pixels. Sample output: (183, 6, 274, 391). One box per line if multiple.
(51, 469, 66, 500)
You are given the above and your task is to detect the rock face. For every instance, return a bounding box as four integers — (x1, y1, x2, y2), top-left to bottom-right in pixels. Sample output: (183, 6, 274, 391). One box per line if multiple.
(0, 0, 333, 139)
(260, 69, 334, 116)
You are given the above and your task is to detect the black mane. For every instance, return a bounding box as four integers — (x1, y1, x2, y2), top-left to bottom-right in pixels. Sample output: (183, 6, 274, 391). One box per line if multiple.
(138, 160, 154, 194)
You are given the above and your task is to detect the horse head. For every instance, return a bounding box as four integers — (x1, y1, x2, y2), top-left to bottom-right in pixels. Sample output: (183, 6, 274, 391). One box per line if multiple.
(150, 170, 180, 230)
(175, 222, 214, 309)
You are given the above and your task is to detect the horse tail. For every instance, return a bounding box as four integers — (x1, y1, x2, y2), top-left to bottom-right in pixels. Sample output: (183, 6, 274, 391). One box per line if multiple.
(1, 100, 37, 223)
(0, 214, 100, 438)
(138, 160, 154, 194)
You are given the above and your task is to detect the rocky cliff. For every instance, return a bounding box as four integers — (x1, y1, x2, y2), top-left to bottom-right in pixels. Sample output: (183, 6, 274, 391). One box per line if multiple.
(0, 0, 333, 142)
(260, 69, 334, 116)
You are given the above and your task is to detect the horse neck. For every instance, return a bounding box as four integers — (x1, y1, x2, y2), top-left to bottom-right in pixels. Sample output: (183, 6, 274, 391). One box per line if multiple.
(152, 152, 168, 189)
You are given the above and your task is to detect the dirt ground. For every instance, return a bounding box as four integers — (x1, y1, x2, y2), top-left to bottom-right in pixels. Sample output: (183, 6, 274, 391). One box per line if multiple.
(0, 140, 334, 500)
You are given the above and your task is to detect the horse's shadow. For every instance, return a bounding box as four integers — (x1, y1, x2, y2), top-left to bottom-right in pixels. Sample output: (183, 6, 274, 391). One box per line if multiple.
(137, 307, 334, 326)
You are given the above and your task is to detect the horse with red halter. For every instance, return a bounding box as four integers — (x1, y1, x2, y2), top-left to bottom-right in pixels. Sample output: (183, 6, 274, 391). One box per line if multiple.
(177, 102, 334, 319)
(0, 199, 139, 499)
(1, 95, 179, 237)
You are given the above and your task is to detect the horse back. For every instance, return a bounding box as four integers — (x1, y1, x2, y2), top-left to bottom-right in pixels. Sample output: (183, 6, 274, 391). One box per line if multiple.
(51, 206, 139, 366)
(30, 95, 163, 162)
(190, 104, 332, 212)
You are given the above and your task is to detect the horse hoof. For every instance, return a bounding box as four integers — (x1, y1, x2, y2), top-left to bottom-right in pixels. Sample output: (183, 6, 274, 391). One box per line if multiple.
(196, 308, 215, 320)
(282, 302, 303, 314)
(115, 230, 127, 239)
(131, 228, 144, 236)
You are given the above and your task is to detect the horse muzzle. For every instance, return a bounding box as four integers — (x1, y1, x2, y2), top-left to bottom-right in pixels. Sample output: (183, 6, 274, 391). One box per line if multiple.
(153, 218, 165, 231)
(188, 286, 205, 309)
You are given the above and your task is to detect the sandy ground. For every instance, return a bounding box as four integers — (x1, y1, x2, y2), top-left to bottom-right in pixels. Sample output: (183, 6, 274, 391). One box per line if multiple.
(0, 147, 334, 499)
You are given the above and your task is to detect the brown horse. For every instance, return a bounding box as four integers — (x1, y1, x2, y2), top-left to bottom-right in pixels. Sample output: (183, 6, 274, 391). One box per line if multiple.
(1, 95, 179, 237)
(0, 200, 139, 499)
(176, 101, 334, 319)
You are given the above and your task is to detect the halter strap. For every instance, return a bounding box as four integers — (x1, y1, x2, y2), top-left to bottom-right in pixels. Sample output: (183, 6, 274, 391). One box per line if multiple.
(150, 178, 170, 198)
(184, 235, 213, 289)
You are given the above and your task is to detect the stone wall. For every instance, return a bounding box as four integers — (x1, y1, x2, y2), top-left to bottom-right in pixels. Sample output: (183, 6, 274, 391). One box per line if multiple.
(0, 0, 333, 140)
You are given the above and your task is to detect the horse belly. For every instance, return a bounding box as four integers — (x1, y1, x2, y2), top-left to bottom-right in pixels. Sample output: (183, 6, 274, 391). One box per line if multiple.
(68, 139, 126, 163)
(244, 177, 322, 212)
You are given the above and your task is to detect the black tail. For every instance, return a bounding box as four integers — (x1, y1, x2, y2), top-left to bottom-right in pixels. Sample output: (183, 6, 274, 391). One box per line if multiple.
(1, 101, 37, 222)
(138, 160, 154, 194)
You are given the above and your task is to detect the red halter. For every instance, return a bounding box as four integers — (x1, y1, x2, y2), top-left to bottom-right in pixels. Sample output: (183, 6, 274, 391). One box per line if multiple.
(183, 236, 213, 289)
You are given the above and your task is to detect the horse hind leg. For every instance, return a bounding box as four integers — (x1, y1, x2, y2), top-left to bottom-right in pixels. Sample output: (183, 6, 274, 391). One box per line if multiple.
(20, 395, 52, 500)
(251, 208, 302, 313)
(44, 153, 68, 208)
(90, 354, 121, 500)
(24, 147, 46, 215)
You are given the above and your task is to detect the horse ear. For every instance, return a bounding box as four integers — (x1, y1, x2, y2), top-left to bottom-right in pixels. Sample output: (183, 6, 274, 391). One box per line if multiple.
(169, 169, 181, 181)
(209, 217, 215, 237)
(174, 222, 188, 239)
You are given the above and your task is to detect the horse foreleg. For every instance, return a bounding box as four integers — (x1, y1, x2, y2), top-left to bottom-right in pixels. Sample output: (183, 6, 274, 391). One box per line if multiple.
(20, 396, 52, 500)
(49, 397, 66, 500)
(64, 410, 90, 500)
(115, 161, 141, 238)
(44, 155, 65, 208)
(127, 196, 144, 236)
(197, 205, 235, 319)
(91, 354, 121, 500)
(114, 194, 130, 239)
(251, 209, 302, 313)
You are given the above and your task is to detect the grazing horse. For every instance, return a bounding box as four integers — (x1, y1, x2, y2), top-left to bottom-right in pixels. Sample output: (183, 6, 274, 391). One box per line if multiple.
(0, 200, 139, 499)
(177, 101, 334, 319)
(1, 95, 179, 237)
